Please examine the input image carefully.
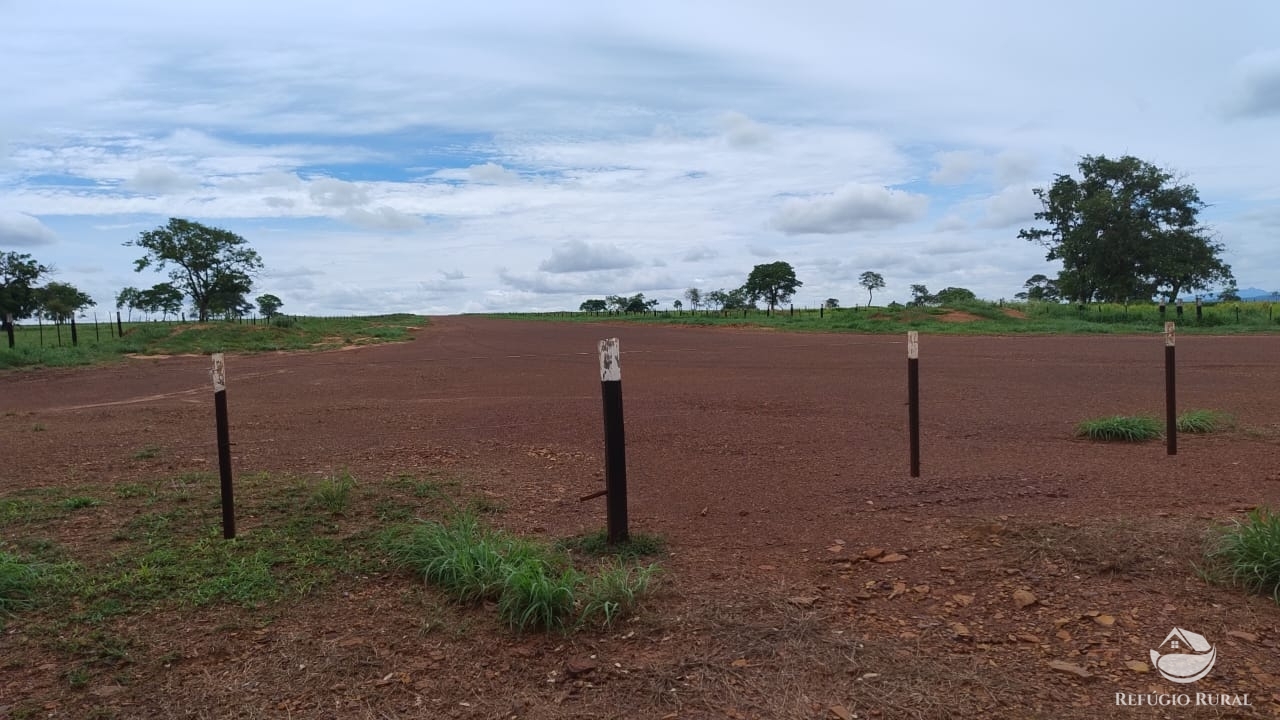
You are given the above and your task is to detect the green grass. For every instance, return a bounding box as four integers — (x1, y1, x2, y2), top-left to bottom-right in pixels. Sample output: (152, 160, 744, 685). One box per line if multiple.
(310, 471, 356, 514)
(383, 515, 659, 632)
(0, 551, 43, 619)
(486, 298, 1280, 336)
(1075, 415, 1162, 442)
(59, 496, 101, 511)
(1205, 507, 1280, 602)
(560, 530, 667, 559)
(0, 314, 427, 370)
(132, 446, 161, 460)
(1177, 409, 1233, 434)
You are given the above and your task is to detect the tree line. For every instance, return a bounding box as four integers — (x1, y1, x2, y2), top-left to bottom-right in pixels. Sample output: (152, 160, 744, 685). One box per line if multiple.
(1, 218, 285, 341)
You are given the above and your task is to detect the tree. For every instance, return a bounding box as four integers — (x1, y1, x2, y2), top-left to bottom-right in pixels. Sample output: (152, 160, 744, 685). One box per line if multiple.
(723, 287, 753, 310)
(858, 271, 885, 308)
(743, 261, 802, 312)
(1218, 280, 1241, 302)
(672, 299, 683, 312)
(206, 271, 254, 319)
(128, 218, 263, 322)
(116, 286, 143, 321)
(140, 283, 185, 320)
(256, 293, 284, 319)
(579, 299, 607, 313)
(1, 252, 51, 321)
(934, 287, 977, 305)
(622, 293, 658, 313)
(604, 294, 627, 312)
(683, 287, 702, 312)
(1019, 154, 1232, 304)
(36, 281, 96, 324)
(705, 289, 729, 311)
(1015, 274, 1061, 302)
(908, 284, 933, 307)
(824, 297, 840, 309)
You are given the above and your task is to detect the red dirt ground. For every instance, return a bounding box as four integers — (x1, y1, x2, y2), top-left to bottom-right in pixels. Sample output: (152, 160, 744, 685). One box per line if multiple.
(3, 317, 1280, 718)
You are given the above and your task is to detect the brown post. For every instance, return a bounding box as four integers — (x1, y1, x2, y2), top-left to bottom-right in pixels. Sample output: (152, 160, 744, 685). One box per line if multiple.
(599, 338, 628, 544)
(1165, 323, 1176, 456)
(907, 331, 920, 477)
(212, 354, 236, 538)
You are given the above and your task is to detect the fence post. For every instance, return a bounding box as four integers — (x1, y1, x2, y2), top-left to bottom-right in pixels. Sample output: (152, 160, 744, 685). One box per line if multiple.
(212, 354, 236, 539)
(117, 311, 124, 337)
(1164, 322, 1176, 456)
(598, 338, 629, 544)
(3, 313, 12, 349)
(70, 315, 78, 346)
(907, 331, 920, 477)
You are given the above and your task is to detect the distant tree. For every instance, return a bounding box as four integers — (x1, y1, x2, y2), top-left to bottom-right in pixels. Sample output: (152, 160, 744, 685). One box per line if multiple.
(256, 293, 284, 319)
(672, 299, 683, 312)
(723, 287, 753, 311)
(824, 297, 840, 309)
(683, 287, 702, 312)
(705, 289, 729, 311)
(128, 218, 263, 322)
(579, 299, 607, 313)
(1218, 280, 1241, 302)
(1, 252, 51, 321)
(137, 283, 185, 320)
(115, 286, 143, 321)
(205, 270, 254, 319)
(743, 261, 802, 313)
(1019, 154, 1232, 304)
(36, 281, 96, 324)
(604, 294, 627, 312)
(908, 284, 933, 307)
(621, 293, 659, 313)
(1015, 274, 1061, 302)
(934, 287, 977, 305)
(858, 271, 886, 308)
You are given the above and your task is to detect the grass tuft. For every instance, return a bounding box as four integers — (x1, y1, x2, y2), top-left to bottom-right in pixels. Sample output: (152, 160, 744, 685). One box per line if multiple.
(1177, 409, 1232, 434)
(0, 551, 43, 619)
(1075, 414, 1161, 442)
(311, 471, 356, 514)
(1205, 507, 1280, 602)
(383, 515, 659, 632)
(560, 530, 666, 559)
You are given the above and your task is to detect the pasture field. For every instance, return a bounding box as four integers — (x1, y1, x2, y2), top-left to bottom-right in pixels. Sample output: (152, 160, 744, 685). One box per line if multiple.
(2, 317, 1279, 718)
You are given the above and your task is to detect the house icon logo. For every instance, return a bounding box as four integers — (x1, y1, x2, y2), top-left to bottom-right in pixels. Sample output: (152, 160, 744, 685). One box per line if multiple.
(1150, 628, 1217, 684)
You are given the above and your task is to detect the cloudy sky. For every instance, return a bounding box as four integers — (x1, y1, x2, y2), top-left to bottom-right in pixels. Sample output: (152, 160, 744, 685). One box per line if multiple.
(2, 1, 1278, 315)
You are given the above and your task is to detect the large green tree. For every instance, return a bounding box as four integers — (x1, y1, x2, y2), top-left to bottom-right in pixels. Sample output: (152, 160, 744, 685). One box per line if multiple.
(1, 251, 51, 321)
(1018, 155, 1232, 304)
(140, 283, 185, 320)
(256, 293, 284, 319)
(36, 281, 96, 324)
(743, 261, 802, 312)
(128, 218, 263, 322)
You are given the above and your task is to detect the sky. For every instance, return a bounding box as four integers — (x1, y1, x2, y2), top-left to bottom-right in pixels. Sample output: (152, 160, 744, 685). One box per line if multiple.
(2, 1, 1278, 316)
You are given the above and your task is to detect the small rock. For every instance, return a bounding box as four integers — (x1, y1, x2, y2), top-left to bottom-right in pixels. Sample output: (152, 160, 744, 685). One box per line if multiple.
(1013, 590, 1037, 608)
(876, 553, 908, 564)
(1125, 661, 1150, 673)
(830, 705, 854, 720)
(566, 658, 597, 676)
(862, 547, 884, 560)
(1092, 615, 1116, 627)
(1227, 630, 1260, 643)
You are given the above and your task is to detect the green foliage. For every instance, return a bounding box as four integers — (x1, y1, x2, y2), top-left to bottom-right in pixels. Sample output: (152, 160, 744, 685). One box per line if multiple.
(1177, 409, 1232, 434)
(0, 252, 51, 321)
(35, 281, 95, 324)
(683, 287, 701, 311)
(1206, 508, 1280, 602)
(311, 471, 356, 514)
(1016, 274, 1061, 302)
(908, 284, 933, 307)
(579, 298, 607, 313)
(823, 297, 840, 309)
(743, 261, 802, 312)
(255, 293, 283, 318)
(1019, 154, 1232, 304)
(59, 497, 101, 511)
(383, 516, 659, 631)
(560, 530, 666, 559)
(138, 283, 184, 320)
(933, 287, 977, 305)
(1075, 415, 1162, 442)
(0, 551, 42, 618)
(128, 217, 264, 322)
(858, 271, 885, 307)
(605, 293, 658, 313)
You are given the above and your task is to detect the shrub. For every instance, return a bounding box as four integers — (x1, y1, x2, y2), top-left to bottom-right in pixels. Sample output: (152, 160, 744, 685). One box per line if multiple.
(1075, 415, 1161, 442)
(1206, 508, 1280, 602)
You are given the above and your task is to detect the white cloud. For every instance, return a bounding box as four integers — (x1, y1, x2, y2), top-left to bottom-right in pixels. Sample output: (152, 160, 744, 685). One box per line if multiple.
(309, 178, 370, 208)
(773, 184, 928, 234)
(719, 111, 770, 148)
(994, 149, 1039, 186)
(0, 211, 57, 246)
(125, 165, 200, 194)
(466, 162, 521, 185)
(538, 239, 640, 273)
(1228, 50, 1280, 118)
(930, 151, 981, 185)
(978, 183, 1041, 229)
(682, 245, 718, 262)
(341, 206, 424, 231)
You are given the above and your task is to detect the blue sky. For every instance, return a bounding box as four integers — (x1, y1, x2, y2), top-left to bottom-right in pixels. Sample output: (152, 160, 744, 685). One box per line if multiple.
(2, 1, 1278, 315)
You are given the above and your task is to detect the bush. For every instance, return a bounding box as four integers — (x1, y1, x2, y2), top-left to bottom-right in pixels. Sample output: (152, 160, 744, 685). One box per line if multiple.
(1075, 415, 1162, 442)
(1206, 508, 1280, 602)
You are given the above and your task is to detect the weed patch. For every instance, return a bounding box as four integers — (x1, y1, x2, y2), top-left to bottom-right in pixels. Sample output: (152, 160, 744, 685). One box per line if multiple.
(1075, 414, 1161, 442)
(1177, 409, 1233, 434)
(1205, 507, 1280, 602)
